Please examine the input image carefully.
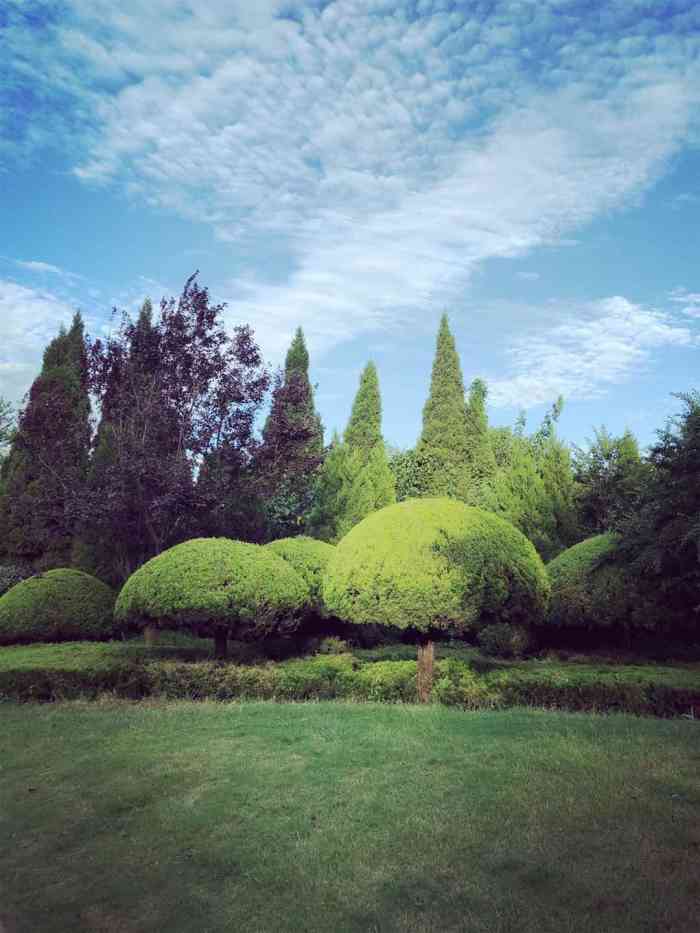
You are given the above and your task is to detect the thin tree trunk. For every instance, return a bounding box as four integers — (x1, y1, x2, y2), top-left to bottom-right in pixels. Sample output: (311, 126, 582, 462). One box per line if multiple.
(144, 623, 159, 646)
(214, 630, 228, 660)
(417, 640, 435, 703)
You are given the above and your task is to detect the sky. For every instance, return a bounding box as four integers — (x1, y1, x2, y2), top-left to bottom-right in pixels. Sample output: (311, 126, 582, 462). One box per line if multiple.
(1, 0, 699, 451)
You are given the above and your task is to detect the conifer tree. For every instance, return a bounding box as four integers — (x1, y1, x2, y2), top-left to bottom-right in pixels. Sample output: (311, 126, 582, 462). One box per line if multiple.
(344, 361, 381, 460)
(306, 432, 352, 542)
(415, 314, 470, 499)
(0, 313, 91, 568)
(464, 377, 497, 492)
(258, 328, 324, 538)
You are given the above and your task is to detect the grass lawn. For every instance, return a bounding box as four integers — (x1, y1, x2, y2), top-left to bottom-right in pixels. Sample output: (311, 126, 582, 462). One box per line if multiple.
(1, 702, 699, 932)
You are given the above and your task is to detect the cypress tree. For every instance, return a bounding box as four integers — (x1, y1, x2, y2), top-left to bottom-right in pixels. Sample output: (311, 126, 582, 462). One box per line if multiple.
(344, 361, 381, 461)
(415, 314, 470, 499)
(306, 432, 352, 542)
(465, 377, 497, 490)
(258, 328, 324, 538)
(0, 313, 91, 569)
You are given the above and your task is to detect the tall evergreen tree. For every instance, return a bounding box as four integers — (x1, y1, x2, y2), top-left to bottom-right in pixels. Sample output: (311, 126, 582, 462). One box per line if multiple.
(415, 314, 470, 499)
(0, 313, 91, 568)
(257, 328, 324, 538)
(344, 361, 381, 460)
(464, 377, 497, 492)
(308, 363, 395, 541)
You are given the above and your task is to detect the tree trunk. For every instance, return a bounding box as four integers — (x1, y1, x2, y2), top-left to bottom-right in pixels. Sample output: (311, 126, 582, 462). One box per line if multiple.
(416, 640, 435, 703)
(214, 630, 228, 660)
(144, 623, 159, 646)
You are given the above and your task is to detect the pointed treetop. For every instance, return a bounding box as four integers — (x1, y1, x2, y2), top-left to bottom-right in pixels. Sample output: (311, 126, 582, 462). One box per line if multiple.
(344, 361, 382, 458)
(285, 327, 310, 378)
(419, 313, 468, 454)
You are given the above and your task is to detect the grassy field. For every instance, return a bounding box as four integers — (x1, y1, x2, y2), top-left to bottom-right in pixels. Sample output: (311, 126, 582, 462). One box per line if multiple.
(1, 702, 699, 932)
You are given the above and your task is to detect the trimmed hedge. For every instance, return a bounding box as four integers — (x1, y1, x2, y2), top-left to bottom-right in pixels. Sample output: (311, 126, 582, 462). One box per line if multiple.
(115, 538, 309, 639)
(323, 498, 549, 636)
(546, 534, 657, 632)
(2, 643, 697, 717)
(0, 569, 116, 645)
(265, 536, 335, 615)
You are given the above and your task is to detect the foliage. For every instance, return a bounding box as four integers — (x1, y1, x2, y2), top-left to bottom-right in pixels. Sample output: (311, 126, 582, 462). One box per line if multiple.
(477, 623, 531, 658)
(115, 537, 309, 641)
(0, 396, 14, 462)
(388, 447, 421, 502)
(0, 561, 35, 597)
(323, 498, 550, 635)
(79, 282, 269, 583)
(0, 314, 91, 569)
(415, 315, 471, 499)
(336, 442, 396, 539)
(256, 328, 324, 539)
(0, 568, 115, 645)
(617, 393, 700, 635)
(265, 535, 335, 614)
(305, 433, 351, 542)
(546, 533, 658, 634)
(343, 361, 382, 457)
(573, 426, 649, 535)
(464, 378, 497, 489)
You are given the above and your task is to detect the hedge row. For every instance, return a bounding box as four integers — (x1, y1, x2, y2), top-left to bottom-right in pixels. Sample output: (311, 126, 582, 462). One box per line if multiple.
(1, 651, 697, 717)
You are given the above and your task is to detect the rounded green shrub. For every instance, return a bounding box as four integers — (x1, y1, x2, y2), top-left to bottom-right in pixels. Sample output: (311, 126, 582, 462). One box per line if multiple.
(477, 623, 530, 659)
(323, 498, 549, 636)
(0, 569, 116, 645)
(115, 537, 309, 640)
(547, 533, 654, 631)
(265, 536, 335, 615)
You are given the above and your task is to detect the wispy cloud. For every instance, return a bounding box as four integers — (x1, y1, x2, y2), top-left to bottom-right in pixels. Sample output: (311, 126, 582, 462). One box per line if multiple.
(669, 287, 700, 318)
(518, 272, 540, 282)
(13, 259, 83, 282)
(489, 296, 697, 408)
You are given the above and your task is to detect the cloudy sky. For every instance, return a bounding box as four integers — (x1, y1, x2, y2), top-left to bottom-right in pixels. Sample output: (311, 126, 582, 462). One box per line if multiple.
(1, 0, 699, 449)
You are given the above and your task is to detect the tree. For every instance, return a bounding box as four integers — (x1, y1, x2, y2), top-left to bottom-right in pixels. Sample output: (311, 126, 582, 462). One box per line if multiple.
(415, 314, 470, 499)
(618, 392, 700, 634)
(573, 426, 648, 534)
(0, 313, 91, 569)
(464, 378, 497, 494)
(307, 363, 395, 542)
(79, 277, 269, 584)
(256, 328, 324, 539)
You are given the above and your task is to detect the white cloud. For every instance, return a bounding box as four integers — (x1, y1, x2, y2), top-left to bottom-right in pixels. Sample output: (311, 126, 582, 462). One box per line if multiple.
(13, 259, 83, 283)
(669, 286, 700, 318)
(0, 281, 82, 404)
(518, 272, 540, 281)
(489, 296, 697, 408)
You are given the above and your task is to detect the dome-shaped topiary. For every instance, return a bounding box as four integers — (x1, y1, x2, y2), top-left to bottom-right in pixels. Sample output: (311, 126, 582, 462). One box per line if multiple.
(0, 569, 116, 645)
(546, 533, 655, 631)
(265, 536, 335, 615)
(115, 538, 309, 652)
(323, 498, 549, 636)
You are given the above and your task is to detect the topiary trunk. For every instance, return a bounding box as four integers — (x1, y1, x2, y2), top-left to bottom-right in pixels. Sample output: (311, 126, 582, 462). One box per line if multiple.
(417, 640, 434, 703)
(214, 630, 228, 660)
(144, 623, 159, 646)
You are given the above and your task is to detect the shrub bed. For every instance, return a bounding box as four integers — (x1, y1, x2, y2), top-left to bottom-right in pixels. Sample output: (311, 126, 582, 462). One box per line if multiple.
(1, 643, 698, 716)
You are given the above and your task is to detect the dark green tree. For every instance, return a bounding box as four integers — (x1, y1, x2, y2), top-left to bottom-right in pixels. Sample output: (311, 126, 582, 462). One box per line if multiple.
(0, 313, 91, 569)
(344, 362, 381, 459)
(464, 377, 497, 494)
(257, 328, 324, 539)
(415, 314, 470, 499)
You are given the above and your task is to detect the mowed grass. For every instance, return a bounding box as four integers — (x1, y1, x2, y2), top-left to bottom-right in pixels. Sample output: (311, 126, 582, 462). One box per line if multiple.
(1, 703, 699, 933)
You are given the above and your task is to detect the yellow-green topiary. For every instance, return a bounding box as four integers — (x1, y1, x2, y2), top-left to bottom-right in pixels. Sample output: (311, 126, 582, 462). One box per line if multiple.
(323, 498, 549, 636)
(265, 536, 335, 615)
(115, 537, 309, 655)
(0, 569, 116, 645)
(546, 533, 656, 631)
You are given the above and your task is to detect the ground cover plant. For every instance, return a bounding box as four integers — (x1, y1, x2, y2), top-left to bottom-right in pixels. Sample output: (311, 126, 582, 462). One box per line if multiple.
(1, 701, 699, 933)
(2, 639, 699, 715)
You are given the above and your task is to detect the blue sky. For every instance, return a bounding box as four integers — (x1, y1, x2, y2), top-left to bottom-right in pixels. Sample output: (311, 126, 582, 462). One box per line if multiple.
(1, 0, 699, 451)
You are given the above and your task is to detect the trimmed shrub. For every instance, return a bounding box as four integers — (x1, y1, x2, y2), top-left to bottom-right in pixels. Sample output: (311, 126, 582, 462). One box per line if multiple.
(0, 561, 34, 597)
(477, 623, 530, 659)
(115, 538, 309, 648)
(265, 536, 335, 615)
(546, 533, 657, 633)
(0, 569, 116, 645)
(323, 498, 550, 636)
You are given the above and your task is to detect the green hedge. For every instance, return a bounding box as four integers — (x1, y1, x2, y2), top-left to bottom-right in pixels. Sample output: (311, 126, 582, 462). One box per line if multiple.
(323, 498, 549, 636)
(1, 643, 697, 717)
(115, 537, 309, 639)
(0, 569, 116, 645)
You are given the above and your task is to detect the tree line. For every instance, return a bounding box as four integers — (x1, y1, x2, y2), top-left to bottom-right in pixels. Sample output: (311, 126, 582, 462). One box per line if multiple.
(0, 273, 697, 635)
